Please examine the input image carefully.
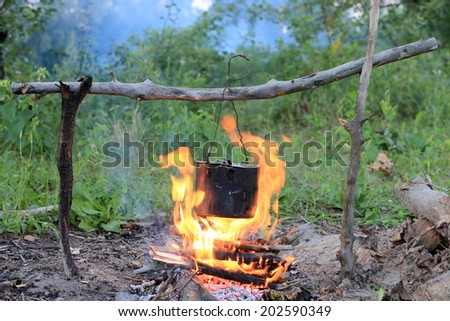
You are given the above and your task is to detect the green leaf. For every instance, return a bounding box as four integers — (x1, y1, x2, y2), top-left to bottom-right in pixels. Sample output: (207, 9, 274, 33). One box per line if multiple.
(100, 220, 123, 233)
(71, 199, 85, 217)
(78, 219, 96, 232)
(81, 206, 102, 215)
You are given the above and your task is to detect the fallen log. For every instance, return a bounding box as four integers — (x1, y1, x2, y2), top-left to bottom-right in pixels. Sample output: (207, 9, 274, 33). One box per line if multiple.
(394, 178, 450, 247)
(411, 218, 443, 252)
(413, 271, 450, 300)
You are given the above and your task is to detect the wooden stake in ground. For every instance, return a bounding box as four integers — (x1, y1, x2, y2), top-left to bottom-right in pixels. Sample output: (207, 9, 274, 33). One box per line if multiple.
(56, 76, 92, 278)
(339, 0, 380, 279)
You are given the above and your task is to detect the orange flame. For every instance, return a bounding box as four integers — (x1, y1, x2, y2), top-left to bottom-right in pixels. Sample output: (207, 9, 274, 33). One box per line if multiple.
(159, 116, 293, 285)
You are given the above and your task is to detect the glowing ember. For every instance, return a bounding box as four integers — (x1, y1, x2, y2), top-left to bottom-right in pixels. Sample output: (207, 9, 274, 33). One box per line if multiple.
(159, 115, 294, 286)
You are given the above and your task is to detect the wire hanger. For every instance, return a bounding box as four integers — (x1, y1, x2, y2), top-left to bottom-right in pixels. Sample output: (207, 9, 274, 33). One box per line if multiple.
(207, 54, 252, 164)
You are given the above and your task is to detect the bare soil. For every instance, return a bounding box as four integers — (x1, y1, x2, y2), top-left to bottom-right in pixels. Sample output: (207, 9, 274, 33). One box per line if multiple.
(0, 218, 449, 301)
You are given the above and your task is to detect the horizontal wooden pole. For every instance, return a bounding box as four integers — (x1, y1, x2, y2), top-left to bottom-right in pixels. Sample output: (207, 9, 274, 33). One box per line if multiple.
(11, 38, 437, 101)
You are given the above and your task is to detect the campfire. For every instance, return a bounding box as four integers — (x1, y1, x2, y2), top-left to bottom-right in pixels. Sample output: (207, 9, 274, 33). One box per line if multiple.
(153, 115, 294, 288)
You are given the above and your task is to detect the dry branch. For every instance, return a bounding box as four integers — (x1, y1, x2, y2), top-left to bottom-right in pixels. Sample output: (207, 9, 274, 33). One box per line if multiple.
(339, 0, 380, 279)
(11, 38, 437, 101)
(151, 249, 192, 267)
(0, 205, 57, 220)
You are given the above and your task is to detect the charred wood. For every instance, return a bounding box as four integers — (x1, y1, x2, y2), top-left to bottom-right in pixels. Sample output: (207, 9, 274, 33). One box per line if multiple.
(196, 263, 271, 288)
(213, 239, 292, 253)
(149, 248, 288, 288)
(56, 76, 92, 278)
(212, 250, 286, 267)
(150, 246, 287, 268)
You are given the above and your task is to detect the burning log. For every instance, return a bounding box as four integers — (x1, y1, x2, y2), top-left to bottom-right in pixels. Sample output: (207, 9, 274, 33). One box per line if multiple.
(150, 244, 291, 270)
(212, 250, 287, 267)
(149, 246, 292, 288)
(196, 263, 284, 289)
(213, 239, 293, 253)
(150, 249, 273, 285)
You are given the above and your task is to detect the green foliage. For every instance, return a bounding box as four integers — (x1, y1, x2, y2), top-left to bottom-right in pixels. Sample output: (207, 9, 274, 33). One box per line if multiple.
(379, 0, 450, 48)
(0, 69, 60, 156)
(0, 0, 449, 235)
(0, 208, 58, 235)
(71, 178, 125, 233)
(0, 151, 59, 234)
(0, 0, 59, 79)
(0, 1, 57, 38)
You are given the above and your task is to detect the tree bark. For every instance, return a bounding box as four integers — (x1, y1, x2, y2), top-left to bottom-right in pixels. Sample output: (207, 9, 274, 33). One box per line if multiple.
(11, 38, 437, 101)
(413, 271, 450, 300)
(394, 178, 450, 240)
(339, 0, 380, 279)
(57, 76, 92, 278)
